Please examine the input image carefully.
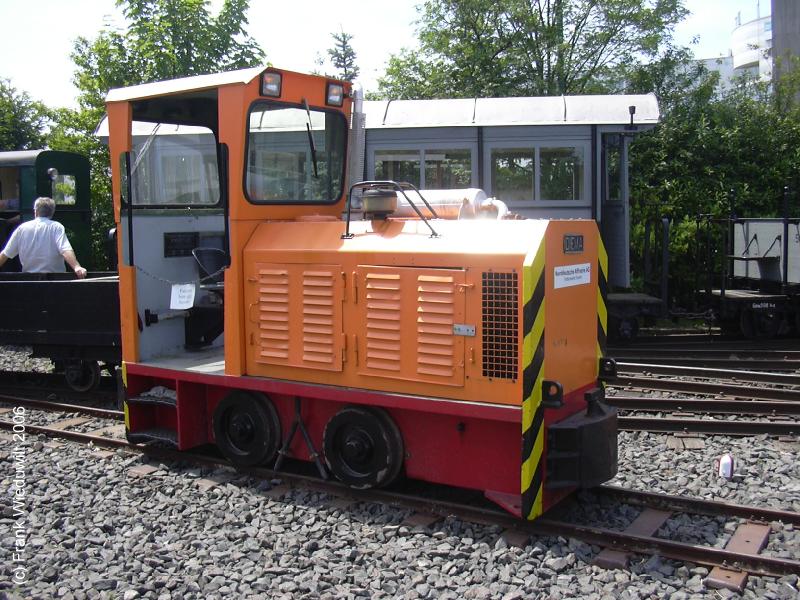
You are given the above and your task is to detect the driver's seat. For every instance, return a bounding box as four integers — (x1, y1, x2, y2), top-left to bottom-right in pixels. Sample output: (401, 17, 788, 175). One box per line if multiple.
(191, 247, 226, 291)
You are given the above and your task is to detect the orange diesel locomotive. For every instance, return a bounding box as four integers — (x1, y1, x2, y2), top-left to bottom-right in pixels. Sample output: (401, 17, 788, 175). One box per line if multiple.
(107, 67, 617, 520)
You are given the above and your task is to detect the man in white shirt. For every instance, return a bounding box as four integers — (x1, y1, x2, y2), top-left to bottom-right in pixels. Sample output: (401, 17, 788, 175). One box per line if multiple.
(0, 197, 87, 278)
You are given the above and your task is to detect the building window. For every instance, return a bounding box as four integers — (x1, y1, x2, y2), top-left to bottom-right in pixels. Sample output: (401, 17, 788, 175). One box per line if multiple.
(489, 144, 587, 205)
(490, 148, 534, 202)
(540, 146, 584, 201)
(374, 150, 421, 187)
(424, 149, 471, 189)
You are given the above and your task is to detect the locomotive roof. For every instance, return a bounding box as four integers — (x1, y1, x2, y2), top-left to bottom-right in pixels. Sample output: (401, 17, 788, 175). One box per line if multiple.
(105, 66, 265, 103)
(364, 94, 659, 128)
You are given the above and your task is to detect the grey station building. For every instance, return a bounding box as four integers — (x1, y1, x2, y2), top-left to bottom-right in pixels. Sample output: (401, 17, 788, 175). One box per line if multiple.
(354, 94, 660, 293)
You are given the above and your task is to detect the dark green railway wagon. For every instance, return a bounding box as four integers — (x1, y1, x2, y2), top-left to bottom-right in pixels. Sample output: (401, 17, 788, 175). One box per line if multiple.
(0, 150, 92, 270)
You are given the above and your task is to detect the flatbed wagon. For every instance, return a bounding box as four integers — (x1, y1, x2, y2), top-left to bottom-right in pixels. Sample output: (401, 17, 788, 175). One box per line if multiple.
(0, 272, 121, 390)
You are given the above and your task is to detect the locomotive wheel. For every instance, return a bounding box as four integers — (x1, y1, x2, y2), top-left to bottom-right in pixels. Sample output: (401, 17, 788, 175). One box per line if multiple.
(213, 391, 281, 467)
(608, 316, 638, 342)
(64, 360, 101, 392)
(323, 406, 404, 489)
(739, 309, 779, 339)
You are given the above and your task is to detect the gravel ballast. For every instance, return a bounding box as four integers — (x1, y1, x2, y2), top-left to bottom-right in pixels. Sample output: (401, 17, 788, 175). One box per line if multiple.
(1, 429, 798, 599)
(0, 346, 52, 374)
(1, 340, 799, 599)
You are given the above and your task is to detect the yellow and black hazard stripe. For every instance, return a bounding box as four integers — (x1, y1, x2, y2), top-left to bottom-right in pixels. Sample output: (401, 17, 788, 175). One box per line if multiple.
(521, 243, 546, 520)
(121, 361, 130, 430)
(597, 239, 609, 361)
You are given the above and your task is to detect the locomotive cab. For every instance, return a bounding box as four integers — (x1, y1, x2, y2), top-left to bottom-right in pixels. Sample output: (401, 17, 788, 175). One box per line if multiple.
(108, 67, 617, 520)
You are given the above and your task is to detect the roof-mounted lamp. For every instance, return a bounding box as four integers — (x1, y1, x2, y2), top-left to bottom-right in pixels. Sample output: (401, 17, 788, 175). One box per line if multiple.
(261, 71, 282, 98)
(625, 105, 638, 132)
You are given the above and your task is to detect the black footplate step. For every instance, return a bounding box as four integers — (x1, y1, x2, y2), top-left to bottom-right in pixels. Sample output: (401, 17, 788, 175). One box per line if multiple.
(127, 428, 178, 446)
(127, 394, 177, 408)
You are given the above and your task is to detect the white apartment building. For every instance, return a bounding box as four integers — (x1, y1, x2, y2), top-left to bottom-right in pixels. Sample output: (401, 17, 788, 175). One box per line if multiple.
(699, 12, 772, 89)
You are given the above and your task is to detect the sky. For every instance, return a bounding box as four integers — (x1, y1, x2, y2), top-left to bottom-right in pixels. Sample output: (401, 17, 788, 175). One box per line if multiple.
(0, 0, 773, 110)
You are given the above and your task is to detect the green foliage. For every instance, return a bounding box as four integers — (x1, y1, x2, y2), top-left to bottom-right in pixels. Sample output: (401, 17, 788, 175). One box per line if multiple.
(327, 29, 360, 83)
(0, 79, 49, 151)
(48, 109, 115, 269)
(48, 0, 264, 268)
(627, 63, 800, 308)
(376, 0, 688, 99)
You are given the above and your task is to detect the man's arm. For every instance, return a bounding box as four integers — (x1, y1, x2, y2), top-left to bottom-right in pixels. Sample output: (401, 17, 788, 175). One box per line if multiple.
(0, 253, 7, 269)
(62, 249, 87, 279)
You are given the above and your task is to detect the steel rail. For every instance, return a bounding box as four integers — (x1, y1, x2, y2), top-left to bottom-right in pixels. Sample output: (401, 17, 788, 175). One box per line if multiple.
(616, 337, 799, 350)
(609, 347, 800, 359)
(337, 492, 800, 576)
(0, 394, 123, 420)
(618, 415, 799, 436)
(0, 421, 129, 447)
(610, 356, 800, 372)
(612, 376, 800, 401)
(596, 485, 800, 527)
(527, 519, 800, 577)
(0, 372, 117, 405)
(617, 363, 800, 387)
(607, 395, 800, 416)
(2, 420, 799, 577)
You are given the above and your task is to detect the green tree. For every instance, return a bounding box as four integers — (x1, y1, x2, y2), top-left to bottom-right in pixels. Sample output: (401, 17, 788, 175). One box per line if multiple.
(0, 79, 48, 151)
(327, 28, 360, 82)
(627, 68, 800, 308)
(71, 0, 264, 112)
(48, 0, 264, 268)
(376, 0, 687, 99)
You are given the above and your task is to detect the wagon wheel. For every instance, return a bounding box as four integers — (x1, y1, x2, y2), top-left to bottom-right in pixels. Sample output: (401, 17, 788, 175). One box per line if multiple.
(213, 391, 281, 467)
(739, 308, 780, 339)
(718, 317, 740, 337)
(608, 315, 638, 342)
(323, 406, 404, 489)
(64, 360, 101, 392)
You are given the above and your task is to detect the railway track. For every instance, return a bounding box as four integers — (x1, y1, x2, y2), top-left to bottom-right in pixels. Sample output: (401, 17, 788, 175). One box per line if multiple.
(609, 395, 800, 416)
(0, 370, 117, 406)
(0, 395, 123, 420)
(618, 415, 798, 436)
(609, 351, 800, 372)
(610, 375, 799, 402)
(616, 363, 800, 387)
(607, 362, 800, 435)
(1, 401, 798, 582)
(612, 335, 800, 350)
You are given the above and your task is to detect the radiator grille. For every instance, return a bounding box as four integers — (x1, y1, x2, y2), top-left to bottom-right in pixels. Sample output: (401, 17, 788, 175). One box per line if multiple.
(481, 271, 519, 379)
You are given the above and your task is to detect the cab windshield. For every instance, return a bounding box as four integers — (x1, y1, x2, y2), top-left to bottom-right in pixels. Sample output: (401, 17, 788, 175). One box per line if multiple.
(245, 102, 347, 204)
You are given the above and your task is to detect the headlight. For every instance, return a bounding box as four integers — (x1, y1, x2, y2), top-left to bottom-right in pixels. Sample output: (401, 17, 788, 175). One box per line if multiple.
(326, 82, 345, 107)
(261, 71, 282, 97)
